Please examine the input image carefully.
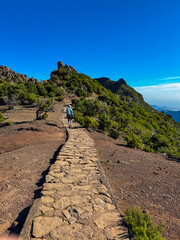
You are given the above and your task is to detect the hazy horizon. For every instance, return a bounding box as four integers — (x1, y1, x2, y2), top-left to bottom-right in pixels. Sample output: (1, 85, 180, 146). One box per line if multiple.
(134, 82, 180, 110)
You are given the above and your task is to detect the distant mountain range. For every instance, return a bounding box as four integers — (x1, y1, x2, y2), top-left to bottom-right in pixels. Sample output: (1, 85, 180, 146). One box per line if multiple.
(94, 77, 180, 122)
(151, 105, 179, 112)
(151, 105, 180, 122)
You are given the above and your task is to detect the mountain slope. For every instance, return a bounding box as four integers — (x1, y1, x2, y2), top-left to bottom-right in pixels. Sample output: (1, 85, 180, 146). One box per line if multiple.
(95, 77, 153, 111)
(151, 105, 180, 122)
(0, 62, 180, 159)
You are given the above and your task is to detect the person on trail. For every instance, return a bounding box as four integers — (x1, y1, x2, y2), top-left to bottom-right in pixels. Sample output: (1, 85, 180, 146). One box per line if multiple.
(66, 105, 74, 128)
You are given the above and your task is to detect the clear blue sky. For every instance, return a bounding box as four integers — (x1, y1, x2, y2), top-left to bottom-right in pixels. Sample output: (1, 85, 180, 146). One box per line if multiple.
(0, 0, 180, 108)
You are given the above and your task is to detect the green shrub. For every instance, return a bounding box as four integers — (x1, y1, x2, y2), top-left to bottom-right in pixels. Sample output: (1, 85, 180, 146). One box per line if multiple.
(128, 123, 152, 143)
(75, 88, 88, 97)
(0, 79, 5, 84)
(111, 120, 120, 130)
(144, 145, 154, 153)
(0, 112, 4, 123)
(74, 110, 85, 126)
(57, 96, 64, 101)
(4, 121, 12, 126)
(27, 93, 40, 104)
(42, 113, 48, 119)
(126, 133, 143, 149)
(98, 95, 111, 104)
(98, 113, 112, 131)
(36, 83, 48, 97)
(168, 151, 180, 159)
(150, 134, 171, 151)
(110, 129, 120, 139)
(48, 91, 56, 97)
(36, 99, 54, 120)
(116, 112, 129, 128)
(25, 82, 38, 94)
(7, 121, 12, 125)
(125, 207, 165, 240)
(83, 116, 99, 129)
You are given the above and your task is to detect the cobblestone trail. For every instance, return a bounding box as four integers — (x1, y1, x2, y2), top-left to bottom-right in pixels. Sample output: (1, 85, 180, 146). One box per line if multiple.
(21, 106, 129, 239)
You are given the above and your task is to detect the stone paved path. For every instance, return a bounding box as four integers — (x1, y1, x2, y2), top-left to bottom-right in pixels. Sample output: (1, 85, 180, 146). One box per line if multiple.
(21, 105, 129, 240)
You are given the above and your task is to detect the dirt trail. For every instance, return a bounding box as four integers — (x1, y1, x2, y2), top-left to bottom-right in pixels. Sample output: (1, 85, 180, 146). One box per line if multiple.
(89, 131, 180, 240)
(0, 103, 66, 235)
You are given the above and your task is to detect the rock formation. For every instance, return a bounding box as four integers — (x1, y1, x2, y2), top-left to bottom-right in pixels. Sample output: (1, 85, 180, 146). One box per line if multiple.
(0, 65, 39, 83)
(57, 61, 77, 73)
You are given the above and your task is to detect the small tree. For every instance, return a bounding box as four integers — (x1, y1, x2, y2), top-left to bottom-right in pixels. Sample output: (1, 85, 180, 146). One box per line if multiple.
(98, 113, 112, 131)
(36, 99, 54, 120)
(83, 116, 99, 129)
(110, 129, 120, 139)
(126, 133, 143, 149)
(75, 88, 87, 97)
(4, 95, 18, 109)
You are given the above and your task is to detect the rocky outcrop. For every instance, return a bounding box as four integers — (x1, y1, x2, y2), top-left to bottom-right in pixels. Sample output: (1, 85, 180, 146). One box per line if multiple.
(0, 65, 39, 83)
(57, 61, 77, 73)
(50, 61, 78, 82)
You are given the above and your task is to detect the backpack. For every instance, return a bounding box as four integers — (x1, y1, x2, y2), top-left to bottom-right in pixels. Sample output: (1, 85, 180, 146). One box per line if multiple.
(67, 108, 71, 117)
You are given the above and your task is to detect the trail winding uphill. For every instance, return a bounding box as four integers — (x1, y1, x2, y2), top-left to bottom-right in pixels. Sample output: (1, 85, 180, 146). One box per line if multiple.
(20, 103, 129, 240)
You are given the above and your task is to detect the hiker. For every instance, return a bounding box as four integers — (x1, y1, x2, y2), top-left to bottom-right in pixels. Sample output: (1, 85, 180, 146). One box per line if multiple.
(66, 105, 74, 128)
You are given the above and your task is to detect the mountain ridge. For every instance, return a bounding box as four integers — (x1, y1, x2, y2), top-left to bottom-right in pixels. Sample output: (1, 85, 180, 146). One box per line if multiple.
(0, 65, 40, 84)
(95, 77, 153, 111)
(0, 61, 180, 159)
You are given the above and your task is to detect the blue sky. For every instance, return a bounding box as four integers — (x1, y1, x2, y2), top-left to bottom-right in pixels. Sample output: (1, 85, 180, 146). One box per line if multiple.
(0, 0, 180, 108)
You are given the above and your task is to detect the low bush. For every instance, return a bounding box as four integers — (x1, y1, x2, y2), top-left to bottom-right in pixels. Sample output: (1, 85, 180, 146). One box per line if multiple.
(125, 207, 165, 240)
(42, 113, 48, 119)
(74, 110, 85, 126)
(36, 99, 54, 120)
(6, 121, 12, 126)
(126, 133, 143, 149)
(143, 145, 154, 153)
(150, 134, 171, 151)
(84, 116, 99, 129)
(57, 96, 64, 101)
(110, 129, 120, 139)
(75, 88, 88, 97)
(98, 113, 112, 131)
(0, 112, 4, 123)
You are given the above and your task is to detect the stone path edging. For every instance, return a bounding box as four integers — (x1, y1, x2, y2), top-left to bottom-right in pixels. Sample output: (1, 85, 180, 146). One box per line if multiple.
(20, 105, 129, 240)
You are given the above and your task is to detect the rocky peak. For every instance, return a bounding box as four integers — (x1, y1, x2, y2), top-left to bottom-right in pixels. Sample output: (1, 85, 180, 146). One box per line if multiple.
(57, 61, 65, 69)
(117, 78, 127, 85)
(0, 65, 39, 83)
(57, 61, 77, 73)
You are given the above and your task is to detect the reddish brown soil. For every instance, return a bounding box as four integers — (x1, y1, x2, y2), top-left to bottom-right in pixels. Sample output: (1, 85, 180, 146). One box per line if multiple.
(89, 131, 180, 240)
(0, 104, 66, 235)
